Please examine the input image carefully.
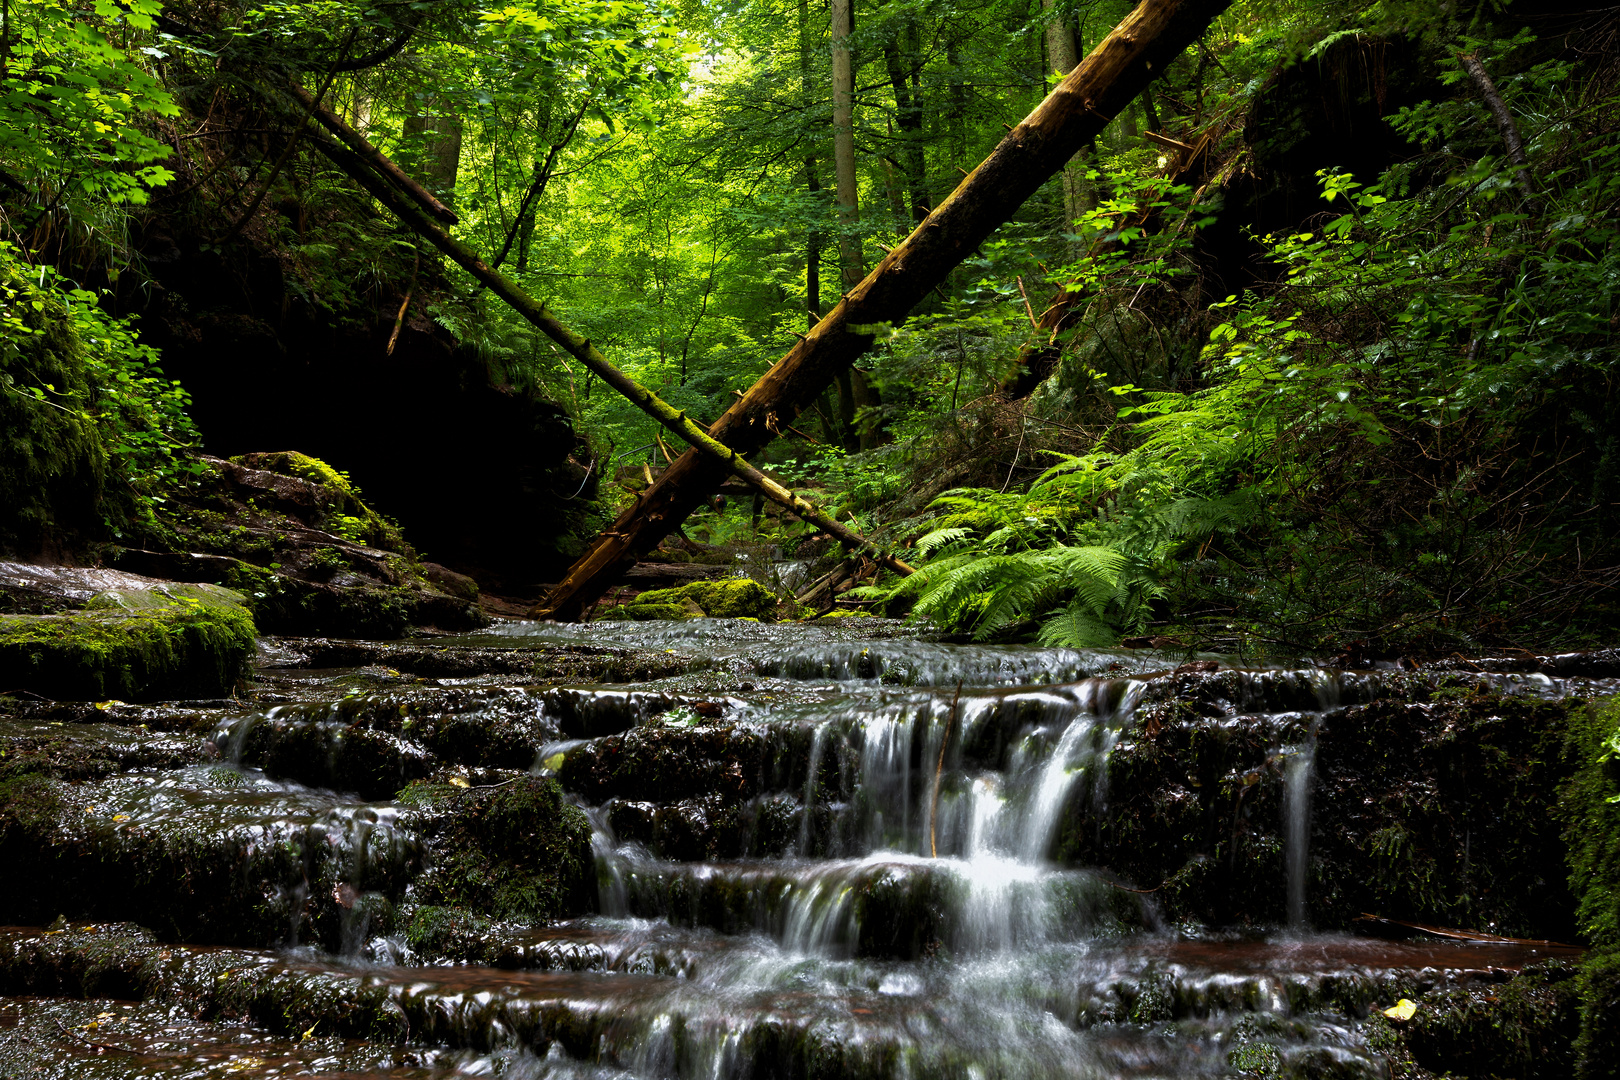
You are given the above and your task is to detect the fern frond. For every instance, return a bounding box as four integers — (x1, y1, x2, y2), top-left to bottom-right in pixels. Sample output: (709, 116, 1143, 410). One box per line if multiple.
(915, 526, 970, 556)
(1037, 604, 1118, 648)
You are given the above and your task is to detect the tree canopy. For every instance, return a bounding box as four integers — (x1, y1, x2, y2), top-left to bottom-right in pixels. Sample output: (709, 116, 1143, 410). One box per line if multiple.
(2, 0, 1617, 653)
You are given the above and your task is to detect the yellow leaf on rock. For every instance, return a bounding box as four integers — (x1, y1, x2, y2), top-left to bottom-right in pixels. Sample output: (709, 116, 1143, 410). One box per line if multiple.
(1383, 999, 1418, 1021)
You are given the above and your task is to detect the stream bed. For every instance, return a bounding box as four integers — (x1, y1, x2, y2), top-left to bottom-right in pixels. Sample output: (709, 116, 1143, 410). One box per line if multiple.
(0, 617, 1609, 1078)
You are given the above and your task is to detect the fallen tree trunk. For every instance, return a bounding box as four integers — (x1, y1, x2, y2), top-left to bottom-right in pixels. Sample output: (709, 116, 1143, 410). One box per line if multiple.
(537, 0, 1232, 620)
(305, 133, 914, 579)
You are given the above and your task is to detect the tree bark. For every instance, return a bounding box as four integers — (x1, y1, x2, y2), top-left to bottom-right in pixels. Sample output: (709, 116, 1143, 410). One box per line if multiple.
(885, 21, 930, 224)
(799, 0, 824, 332)
(1457, 51, 1536, 205)
(537, 0, 1234, 620)
(805, 158, 824, 328)
(401, 107, 462, 207)
(1043, 0, 1090, 227)
(830, 0, 862, 292)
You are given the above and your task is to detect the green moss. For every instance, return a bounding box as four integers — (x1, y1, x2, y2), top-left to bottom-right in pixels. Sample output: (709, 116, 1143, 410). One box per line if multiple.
(820, 608, 873, 618)
(402, 904, 494, 959)
(407, 777, 593, 921)
(0, 774, 66, 836)
(1560, 696, 1620, 1078)
(1397, 959, 1581, 1078)
(84, 582, 248, 615)
(597, 602, 693, 622)
(1574, 948, 1620, 1079)
(1068, 687, 1581, 934)
(1564, 697, 1620, 949)
(232, 450, 410, 553)
(632, 578, 776, 620)
(0, 590, 255, 701)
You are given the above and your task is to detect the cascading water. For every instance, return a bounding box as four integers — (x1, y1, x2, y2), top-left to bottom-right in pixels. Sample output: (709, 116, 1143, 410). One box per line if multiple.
(1, 617, 1599, 1079)
(1282, 735, 1317, 932)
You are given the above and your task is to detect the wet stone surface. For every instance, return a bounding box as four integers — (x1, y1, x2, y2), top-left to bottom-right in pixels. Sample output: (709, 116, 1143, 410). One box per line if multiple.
(0, 616, 1611, 1077)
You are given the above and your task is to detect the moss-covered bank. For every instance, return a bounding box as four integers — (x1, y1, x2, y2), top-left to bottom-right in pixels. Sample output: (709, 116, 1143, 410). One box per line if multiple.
(0, 585, 255, 701)
(596, 578, 777, 621)
(1560, 696, 1620, 1079)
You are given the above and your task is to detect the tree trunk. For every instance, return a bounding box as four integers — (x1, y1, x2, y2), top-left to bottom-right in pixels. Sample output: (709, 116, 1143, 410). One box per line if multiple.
(800, 0, 825, 334)
(401, 108, 461, 206)
(831, 0, 862, 293)
(1043, 0, 1091, 229)
(537, 0, 1234, 620)
(805, 158, 823, 329)
(885, 22, 929, 224)
(1140, 87, 1161, 131)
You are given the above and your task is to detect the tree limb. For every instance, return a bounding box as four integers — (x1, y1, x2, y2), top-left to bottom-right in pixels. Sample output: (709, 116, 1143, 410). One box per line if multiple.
(287, 82, 459, 226)
(309, 134, 915, 579)
(1457, 51, 1537, 205)
(489, 98, 590, 271)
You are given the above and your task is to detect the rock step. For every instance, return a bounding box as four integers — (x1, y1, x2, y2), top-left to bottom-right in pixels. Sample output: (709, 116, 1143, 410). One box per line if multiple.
(0, 766, 414, 949)
(0, 924, 1574, 1080)
(597, 852, 1149, 959)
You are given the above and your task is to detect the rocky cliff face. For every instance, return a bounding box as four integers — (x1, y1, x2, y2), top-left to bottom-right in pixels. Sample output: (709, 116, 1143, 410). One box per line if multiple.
(127, 217, 604, 596)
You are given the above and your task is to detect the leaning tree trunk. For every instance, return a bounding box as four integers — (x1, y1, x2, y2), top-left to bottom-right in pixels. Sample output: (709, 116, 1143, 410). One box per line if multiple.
(537, 0, 1233, 621)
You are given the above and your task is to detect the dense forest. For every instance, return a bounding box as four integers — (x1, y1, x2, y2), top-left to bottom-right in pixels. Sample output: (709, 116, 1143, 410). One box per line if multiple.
(1, 0, 1617, 655)
(5, 5, 1620, 1076)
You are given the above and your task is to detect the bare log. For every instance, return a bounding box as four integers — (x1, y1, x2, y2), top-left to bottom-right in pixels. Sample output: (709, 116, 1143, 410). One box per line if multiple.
(536, 0, 1232, 621)
(307, 136, 913, 579)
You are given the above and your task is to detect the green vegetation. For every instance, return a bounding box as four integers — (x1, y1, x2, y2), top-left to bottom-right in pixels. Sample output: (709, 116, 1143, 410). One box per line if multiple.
(1561, 697, 1620, 1077)
(1, 0, 1613, 656)
(613, 578, 778, 620)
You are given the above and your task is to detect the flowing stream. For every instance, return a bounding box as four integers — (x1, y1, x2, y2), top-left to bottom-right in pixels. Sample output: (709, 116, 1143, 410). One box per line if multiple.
(0, 617, 1600, 1078)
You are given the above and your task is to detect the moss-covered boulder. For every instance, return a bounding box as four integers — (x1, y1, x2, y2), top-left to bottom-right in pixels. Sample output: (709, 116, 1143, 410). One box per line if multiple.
(115, 453, 485, 637)
(404, 777, 593, 922)
(0, 765, 416, 948)
(622, 578, 776, 620)
(0, 583, 255, 701)
(232, 451, 408, 553)
(1367, 959, 1583, 1080)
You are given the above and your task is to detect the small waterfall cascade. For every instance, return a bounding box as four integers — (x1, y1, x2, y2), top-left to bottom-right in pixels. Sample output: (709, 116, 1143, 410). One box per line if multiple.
(4, 619, 1597, 1079)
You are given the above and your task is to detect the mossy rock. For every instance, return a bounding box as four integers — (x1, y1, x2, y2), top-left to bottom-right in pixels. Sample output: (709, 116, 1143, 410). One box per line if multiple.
(230, 451, 408, 554)
(1069, 686, 1581, 934)
(1395, 959, 1582, 1078)
(820, 608, 873, 619)
(406, 777, 593, 921)
(0, 586, 255, 701)
(597, 602, 695, 622)
(1575, 947, 1620, 1079)
(632, 578, 776, 620)
(401, 904, 496, 962)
